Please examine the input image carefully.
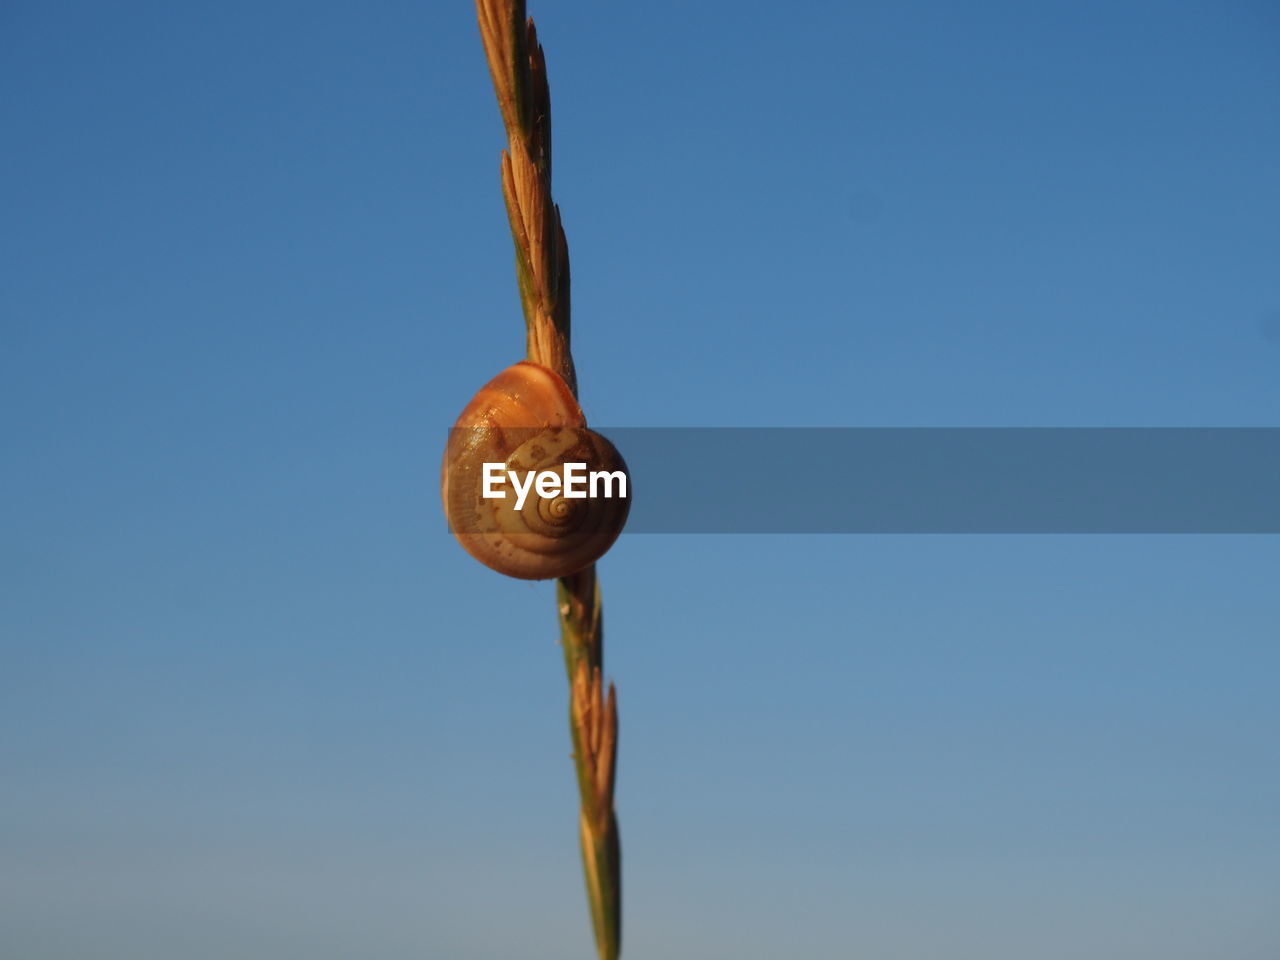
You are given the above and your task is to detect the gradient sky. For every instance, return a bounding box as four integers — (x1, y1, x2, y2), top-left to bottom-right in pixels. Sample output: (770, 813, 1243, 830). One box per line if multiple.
(3, 2, 1278, 958)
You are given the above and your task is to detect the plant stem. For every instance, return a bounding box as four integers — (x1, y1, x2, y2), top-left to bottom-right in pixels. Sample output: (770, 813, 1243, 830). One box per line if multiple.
(475, 3, 621, 957)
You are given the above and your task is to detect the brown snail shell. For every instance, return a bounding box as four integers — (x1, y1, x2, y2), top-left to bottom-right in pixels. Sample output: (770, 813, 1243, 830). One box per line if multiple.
(442, 361, 630, 580)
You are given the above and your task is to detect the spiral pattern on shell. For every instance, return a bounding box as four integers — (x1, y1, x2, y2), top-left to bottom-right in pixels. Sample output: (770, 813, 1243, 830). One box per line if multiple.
(442, 362, 630, 580)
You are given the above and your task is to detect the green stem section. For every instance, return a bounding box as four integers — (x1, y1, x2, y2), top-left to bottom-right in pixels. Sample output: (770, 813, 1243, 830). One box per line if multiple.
(558, 568, 621, 960)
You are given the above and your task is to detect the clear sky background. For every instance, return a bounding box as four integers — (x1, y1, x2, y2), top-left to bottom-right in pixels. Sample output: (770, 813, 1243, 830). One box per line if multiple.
(3, 2, 1278, 958)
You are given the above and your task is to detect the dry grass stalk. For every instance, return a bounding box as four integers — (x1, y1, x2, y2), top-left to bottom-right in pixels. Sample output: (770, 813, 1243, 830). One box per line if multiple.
(475, 3, 621, 957)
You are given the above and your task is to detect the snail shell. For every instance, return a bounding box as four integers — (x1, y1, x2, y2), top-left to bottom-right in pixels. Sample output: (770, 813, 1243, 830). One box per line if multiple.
(442, 361, 630, 580)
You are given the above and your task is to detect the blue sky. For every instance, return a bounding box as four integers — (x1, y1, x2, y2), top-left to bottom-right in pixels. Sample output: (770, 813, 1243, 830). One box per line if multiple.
(2, 2, 1278, 958)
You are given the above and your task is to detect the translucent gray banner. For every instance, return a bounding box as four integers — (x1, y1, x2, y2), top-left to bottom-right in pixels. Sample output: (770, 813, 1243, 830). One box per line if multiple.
(599, 428, 1280, 533)
(444, 428, 1280, 533)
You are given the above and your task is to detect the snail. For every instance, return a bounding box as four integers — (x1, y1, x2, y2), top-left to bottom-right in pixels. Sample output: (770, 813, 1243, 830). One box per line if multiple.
(442, 361, 630, 580)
